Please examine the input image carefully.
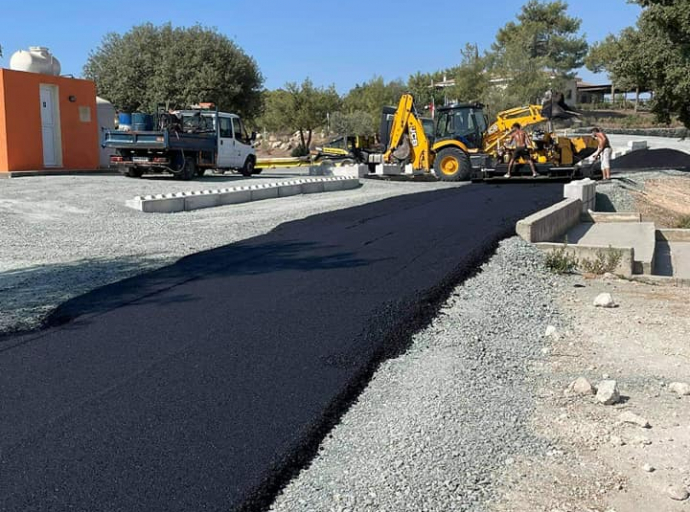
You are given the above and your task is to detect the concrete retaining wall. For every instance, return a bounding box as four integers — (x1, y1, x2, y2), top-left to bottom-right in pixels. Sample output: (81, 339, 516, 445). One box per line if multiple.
(656, 229, 690, 242)
(125, 177, 361, 213)
(536, 242, 635, 277)
(516, 198, 582, 243)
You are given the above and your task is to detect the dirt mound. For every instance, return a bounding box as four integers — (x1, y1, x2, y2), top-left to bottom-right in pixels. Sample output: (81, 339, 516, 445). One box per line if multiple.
(612, 148, 690, 171)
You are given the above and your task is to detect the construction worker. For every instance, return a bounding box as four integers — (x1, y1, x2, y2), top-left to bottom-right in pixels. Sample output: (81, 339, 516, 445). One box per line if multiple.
(591, 127, 612, 180)
(504, 123, 538, 178)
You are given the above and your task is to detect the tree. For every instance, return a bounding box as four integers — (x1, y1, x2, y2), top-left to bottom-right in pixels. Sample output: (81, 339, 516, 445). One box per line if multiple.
(450, 44, 490, 103)
(613, 0, 690, 127)
(343, 77, 406, 131)
(407, 71, 445, 111)
(489, 0, 588, 110)
(260, 78, 341, 153)
(84, 23, 264, 118)
(329, 111, 375, 136)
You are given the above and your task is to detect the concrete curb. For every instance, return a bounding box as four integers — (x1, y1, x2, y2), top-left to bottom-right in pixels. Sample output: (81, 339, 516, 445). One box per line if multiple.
(516, 198, 582, 243)
(125, 177, 361, 213)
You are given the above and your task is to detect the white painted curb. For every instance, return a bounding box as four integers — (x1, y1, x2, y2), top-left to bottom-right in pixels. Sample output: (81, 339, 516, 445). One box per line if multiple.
(125, 177, 362, 213)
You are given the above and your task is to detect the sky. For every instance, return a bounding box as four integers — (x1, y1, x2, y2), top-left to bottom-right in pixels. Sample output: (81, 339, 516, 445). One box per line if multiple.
(0, 0, 641, 94)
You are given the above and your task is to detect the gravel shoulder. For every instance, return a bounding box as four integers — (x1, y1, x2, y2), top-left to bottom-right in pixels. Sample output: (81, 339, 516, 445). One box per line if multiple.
(0, 172, 464, 334)
(269, 237, 564, 512)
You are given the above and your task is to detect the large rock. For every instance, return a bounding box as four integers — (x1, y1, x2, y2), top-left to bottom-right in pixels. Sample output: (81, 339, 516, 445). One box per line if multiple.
(619, 411, 651, 428)
(596, 380, 620, 405)
(666, 485, 690, 501)
(593, 293, 616, 308)
(669, 382, 690, 396)
(567, 377, 596, 396)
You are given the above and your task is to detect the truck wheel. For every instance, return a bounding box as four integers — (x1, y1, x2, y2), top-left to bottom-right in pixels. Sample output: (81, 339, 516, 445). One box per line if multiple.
(195, 167, 206, 177)
(123, 167, 144, 178)
(433, 147, 471, 182)
(180, 156, 197, 181)
(240, 156, 255, 177)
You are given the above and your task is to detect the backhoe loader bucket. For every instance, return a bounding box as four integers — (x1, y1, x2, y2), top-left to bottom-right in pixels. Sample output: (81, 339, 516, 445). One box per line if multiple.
(541, 91, 580, 120)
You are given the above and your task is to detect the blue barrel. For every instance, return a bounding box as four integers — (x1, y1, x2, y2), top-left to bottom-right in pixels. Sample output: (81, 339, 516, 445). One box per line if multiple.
(118, 112, 132, 131)
(132, 113, 154, 131)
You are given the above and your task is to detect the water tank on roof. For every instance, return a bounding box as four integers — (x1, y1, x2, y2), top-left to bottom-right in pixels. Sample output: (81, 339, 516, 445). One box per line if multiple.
(9, 47, 61, 76)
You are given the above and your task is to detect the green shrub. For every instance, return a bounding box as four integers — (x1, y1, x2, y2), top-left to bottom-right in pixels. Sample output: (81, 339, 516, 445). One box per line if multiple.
(676, 216, 690, 229)
(544, 245, 579, 274)
(579, 247, 623, 275)
(290, 145, 309, 157)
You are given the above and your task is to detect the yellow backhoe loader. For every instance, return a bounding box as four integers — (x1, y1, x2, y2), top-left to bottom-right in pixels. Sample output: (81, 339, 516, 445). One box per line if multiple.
(383, 92, 599, 181)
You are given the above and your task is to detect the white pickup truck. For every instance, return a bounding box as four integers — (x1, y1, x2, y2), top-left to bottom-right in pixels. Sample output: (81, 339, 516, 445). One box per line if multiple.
(104, 110, 257, 180)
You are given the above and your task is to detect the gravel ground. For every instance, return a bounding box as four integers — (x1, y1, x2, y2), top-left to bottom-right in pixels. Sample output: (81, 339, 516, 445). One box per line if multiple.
(0, 172, 464, 334)
(269, 237, 565, 512)
(596, 169, 688, 212)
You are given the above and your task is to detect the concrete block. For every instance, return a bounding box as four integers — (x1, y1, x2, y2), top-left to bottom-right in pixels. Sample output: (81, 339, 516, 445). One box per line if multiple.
(218, 187, 252, 205)
(184, 190, 221, 211)
(322, 179, 345, 192)
(341, 178, 361, 190)
(516, 198, 582, 243)
(332, 164, 369, 178)
(309, 165, 332, 176)
(536, 243, 635, 277)
(376, 164, 403, 175)
(250, 184, 279, 201)
(628, 140, 648, 151)
(277, 183, 303, 197)
(301, 179, 325, 194)
(564, 179, 596, 214)
(126, 193, 185, 213)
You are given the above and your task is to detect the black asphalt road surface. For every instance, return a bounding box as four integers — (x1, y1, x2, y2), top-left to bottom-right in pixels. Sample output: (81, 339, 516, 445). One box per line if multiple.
(0, 184, 562, 512)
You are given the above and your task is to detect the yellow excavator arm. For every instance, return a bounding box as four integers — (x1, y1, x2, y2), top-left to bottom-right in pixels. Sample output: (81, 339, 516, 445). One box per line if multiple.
(383, 93, 432, 172)
(482, 104, 548, 155)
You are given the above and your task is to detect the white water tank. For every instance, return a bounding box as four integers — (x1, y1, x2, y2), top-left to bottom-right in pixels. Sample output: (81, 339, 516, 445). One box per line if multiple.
(9, 47, 61, 76)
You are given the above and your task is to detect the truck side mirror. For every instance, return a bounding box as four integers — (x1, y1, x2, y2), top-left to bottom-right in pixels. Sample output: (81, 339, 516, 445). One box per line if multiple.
(251, 131, 257, 141)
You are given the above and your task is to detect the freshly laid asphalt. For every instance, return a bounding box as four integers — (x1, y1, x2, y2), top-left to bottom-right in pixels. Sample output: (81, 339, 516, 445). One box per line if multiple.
(0, 183, 562, 512)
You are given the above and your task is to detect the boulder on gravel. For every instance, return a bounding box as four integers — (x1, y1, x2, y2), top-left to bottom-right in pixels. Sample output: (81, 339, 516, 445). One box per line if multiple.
(669, 382, 690, 396)
(567, 377, 596, 396)
(593, 293, 616, 308)
(619, 411, 651, 428)
(596, 380, 620, 405)
(545, 325, 558, 338)
(666, 485, 690, 501)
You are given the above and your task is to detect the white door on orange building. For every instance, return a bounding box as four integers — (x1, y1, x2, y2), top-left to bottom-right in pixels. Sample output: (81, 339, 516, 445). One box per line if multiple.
(39, 84, 62, 167)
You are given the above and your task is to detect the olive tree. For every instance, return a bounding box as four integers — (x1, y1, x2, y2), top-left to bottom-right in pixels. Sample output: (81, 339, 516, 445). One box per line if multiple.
(84, 23, 264, 118)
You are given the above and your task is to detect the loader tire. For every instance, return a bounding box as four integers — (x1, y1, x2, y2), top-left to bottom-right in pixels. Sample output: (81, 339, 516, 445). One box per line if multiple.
(434, 147, 471, 181)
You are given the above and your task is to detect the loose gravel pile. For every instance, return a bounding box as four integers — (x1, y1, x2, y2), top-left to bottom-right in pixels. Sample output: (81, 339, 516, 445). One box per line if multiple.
(612, 148, 690, 171)
(269, 237, 564, 512)
(0, 174, 463, 334)
(596, 169, 688, 212)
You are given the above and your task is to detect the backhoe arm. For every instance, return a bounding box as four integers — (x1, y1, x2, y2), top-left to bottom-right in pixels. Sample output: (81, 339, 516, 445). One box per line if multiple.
(482, 105, 548, 155)
(383, 94, 432, 172)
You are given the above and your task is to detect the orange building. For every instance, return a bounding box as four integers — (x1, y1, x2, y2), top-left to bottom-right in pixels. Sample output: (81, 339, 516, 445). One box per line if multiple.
(0, 68, 99, 173)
